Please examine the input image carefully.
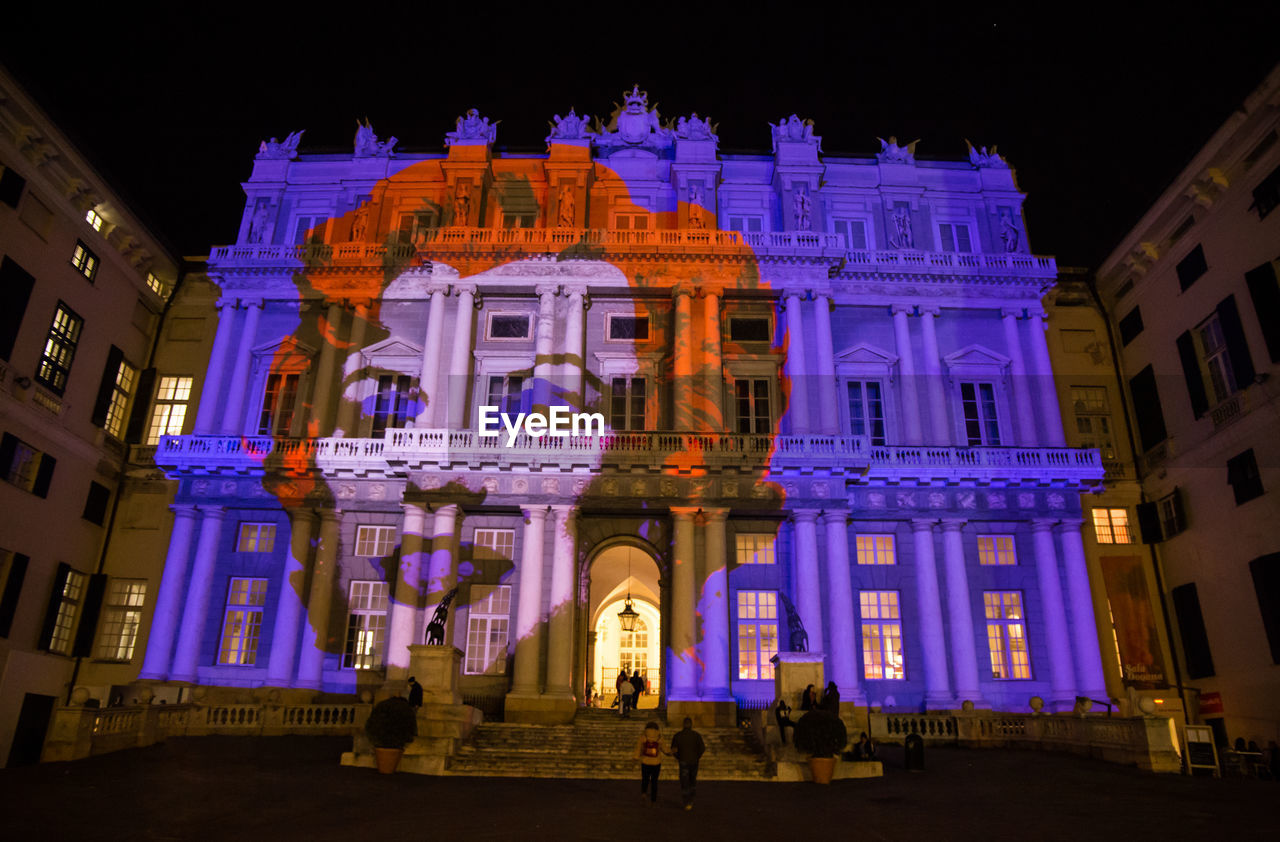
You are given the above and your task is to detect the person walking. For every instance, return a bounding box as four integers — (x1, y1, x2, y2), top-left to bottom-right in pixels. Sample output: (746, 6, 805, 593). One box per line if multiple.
(631, 669, 645, 711)
(670, 717, 706, 811)
(635, 720, 669, 805)
(618, 676, 635, 718)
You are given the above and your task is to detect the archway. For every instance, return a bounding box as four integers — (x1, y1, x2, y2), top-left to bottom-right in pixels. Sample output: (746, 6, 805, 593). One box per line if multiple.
(587, 543, 662, 709)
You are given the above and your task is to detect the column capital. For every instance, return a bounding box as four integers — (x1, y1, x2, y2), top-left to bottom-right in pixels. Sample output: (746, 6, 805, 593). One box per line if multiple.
(431, 502, 461, 518)
(918, 305, 940, 317)
(671, 283, 695, 300)
(1053, 518, 1085, 531)
(791, 508, 820, 524)
(669, 506, 699, 521)
(1001, 306, 1026, 320)
(521, 505, 549, 522)
(939, 518, 967, 533)
(534, 283, 560, 298)
(781, 288, 809, 303)
(910, 517, 939, 532)
(452, 282, 477, 297)
(549, 503, 577, 523)
(819, 509, 849, 526)
(562, 283, 587, 299)
(215, 297, 237, 311)
(241, 297, 264, 310)
(195, 504, 226, 519)
(169, 503, 199, 517)
(318, 508, 342, 524)
(425, 282, 450, 297)
(890, 303, 914, 316)
(1030, 518, 1057, 533)
(400, 500, 428, 516)
(287, 506, 318, 525)
(1025, 307, 1048, 323)
(699, 507, 730, 523)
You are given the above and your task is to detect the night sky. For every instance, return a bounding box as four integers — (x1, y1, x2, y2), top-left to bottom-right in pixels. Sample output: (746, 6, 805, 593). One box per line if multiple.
(4, 8, 1278, 270)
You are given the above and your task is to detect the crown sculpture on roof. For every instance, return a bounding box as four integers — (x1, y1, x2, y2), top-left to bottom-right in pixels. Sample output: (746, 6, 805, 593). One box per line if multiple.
(770, 115, 821, 153)
(966, 139, 1010, 169)
(446, 108, 499, 147)
(594, 85, 674, 150)
(877, 136, 919, 164)
(546, 108, 595, 143)
(256, 130, 304, 160)
(354, 119, 397, 157)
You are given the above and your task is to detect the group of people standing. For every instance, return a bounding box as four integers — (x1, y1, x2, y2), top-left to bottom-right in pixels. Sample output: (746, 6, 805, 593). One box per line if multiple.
(614, 668, 647, 717)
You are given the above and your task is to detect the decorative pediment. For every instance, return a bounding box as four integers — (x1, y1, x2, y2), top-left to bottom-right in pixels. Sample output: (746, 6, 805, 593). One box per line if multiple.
(361, 337, 423, 360)
(943, 344, 1010, 373)
(251, 337, 318, 372)
(834, 342, 899, 367)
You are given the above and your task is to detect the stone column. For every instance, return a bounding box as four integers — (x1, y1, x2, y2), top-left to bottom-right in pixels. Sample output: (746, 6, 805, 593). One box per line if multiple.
(669, 507, 698, 698)
(545, 505, 577, 697)
(424, 504, 461, 630)
(446, 284, 477, 430)
(219, 299, 262, 435)
(940, 520, 982, 706)
(169, 506, 226, 683)
(1032, 519, 1076, 706)
(918, 306, 951, 445)
(699, 509, 732, 700)
(701, 288, 724, 431)
(562, 285, 586, 412)
(266, 508, 315, 685)
(414, 283, 449, 428)
(1002, 308, 1036, 446)
(138, 504, 198, 680)
(511, 506, 548, 694)
(336, 299, 370, 436)
(672, 286, 694, 431)
(296, 509, 340, 689)
(386, 503, 428, 678)
(892, 304, 923, 445)
(792, 510, 824, 653)
(821, 510, 863, 703)
(812, 293, 839, 435)
(1058, 521, 1108, 701)
(308, 301, 343, 437)
(1026, 309, 1067, 446)
(912, 519, 953, 708)
(532, 284, 558, 413)
(193, 300, 237, 434)
(783, 291, 811, 434)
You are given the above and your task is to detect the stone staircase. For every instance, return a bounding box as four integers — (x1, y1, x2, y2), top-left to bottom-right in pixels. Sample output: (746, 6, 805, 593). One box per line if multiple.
(446, 707, 770, 780)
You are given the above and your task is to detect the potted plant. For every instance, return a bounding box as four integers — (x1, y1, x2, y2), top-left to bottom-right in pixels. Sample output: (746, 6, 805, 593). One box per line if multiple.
(793, 709, 848, 784)
(365, 696, 417, 774)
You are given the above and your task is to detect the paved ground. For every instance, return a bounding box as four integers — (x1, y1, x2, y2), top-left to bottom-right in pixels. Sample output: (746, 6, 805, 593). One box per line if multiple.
(1, 737, 1273, 840)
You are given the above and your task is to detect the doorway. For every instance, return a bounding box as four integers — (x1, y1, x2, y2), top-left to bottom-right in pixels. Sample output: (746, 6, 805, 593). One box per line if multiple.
(587, 543, 662, 710)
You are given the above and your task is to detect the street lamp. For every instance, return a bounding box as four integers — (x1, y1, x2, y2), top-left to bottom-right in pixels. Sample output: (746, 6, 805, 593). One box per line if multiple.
(617, 547, 640, 632)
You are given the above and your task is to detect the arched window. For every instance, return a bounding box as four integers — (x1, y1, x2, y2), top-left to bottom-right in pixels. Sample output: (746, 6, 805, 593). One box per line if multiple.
(619, 618, 648, 677)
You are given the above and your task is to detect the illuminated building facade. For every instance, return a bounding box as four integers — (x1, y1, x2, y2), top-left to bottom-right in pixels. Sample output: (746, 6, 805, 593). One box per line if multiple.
(124, 89, 1105, 725)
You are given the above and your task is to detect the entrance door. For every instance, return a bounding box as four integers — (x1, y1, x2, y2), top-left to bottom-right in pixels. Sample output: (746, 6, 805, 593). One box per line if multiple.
(7, 693, 56, 767)
(586, 543, 662, 709)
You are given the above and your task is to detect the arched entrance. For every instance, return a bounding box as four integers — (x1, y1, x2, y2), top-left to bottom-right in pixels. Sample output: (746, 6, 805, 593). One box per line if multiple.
(586, 543, 662, 709)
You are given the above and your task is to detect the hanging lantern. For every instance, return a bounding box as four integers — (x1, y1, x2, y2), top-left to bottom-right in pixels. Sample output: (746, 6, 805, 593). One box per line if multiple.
(617, 596, 640, 633)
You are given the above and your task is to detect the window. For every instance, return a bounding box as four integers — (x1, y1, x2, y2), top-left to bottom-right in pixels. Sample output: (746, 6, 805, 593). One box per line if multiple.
(1158, 489, 1187, 540)
(0, 163, 25, 208)
(977, 535, 1016, 566)
(147, 376, 192, 444)
(218, 578, 268, 665)
(1171, 583, 1215, 679)
(486, 375, 525, 416)
(258, 373, 300, 436)
(727, 216, 763, 233)
(0, 432, 55, 497)
(736, 591, 778, 680)
(618, 617, 649, 679)
(236, 523, 277, 553)
(145, 272, 168, 298)
(860, 591, 904, 679)
(960, 382, 1001, 445)
(614, 213, 650, 231)
(984, 591, 1031, 679)
(1245, 261, 1280, 364)
(1168, 215, 1195, 244)
(937, 222, 973, 253)
(97, 350, 137, 438)
(1177, 298, 1257, 419)
(1070, 386, 1115, 459)
(70, 240, 99, 280)
(609, 377, 646, 431)
(36, 302, 83, 394)
(1248, 553, 1280, 664)
(464, 584, 511, 675)
(729, 317, 770, 343)
(735, 534, 776, 565)
(502, 213, 536, 229)
(1250, 165, 1280, 220)
(847, 381, 886, 444)
(354, 525, 397, 558)
(832, 218, 868, 250)
(1176, 244, 1207, 291)
(1128, 366, 1167, 452)
(85, 209, 104, 232)
(856, 535, 896, 565)
(46, 567, 86, 655)
(0, 548, 29, 638)
(487, 313, 532, 340)
(0, 257, 36, 361)
(95, 580, 147, 661)
(1245, 131, 1277, 169)
(291, 215, 328, 245)
(473, 528, 515, 560)
(1092, 508, 1132, 544)
(371, 374, 412, 438)
(343, 581, 390, 669)
(606, 315, 650, 341)
(1196, 313, 1236, 404)
(1227, 449, 1264, 505)
(396, 211, 438, 245)
(734, 378, 771, 434)
(82, 481, 110, 526)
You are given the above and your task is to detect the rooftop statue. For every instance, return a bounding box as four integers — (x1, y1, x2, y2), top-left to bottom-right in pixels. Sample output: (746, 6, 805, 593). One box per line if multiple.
(966, 139, 1010, 168)
(675, 112, 718, 141)
(877, 136, 919, 164)
(594, 84, 673, 150)
(547, 108, 595, 141)
(354, 119, 397, 158)
(446, 108, 499, 146)
(771, 114, 821, 152)
(256, 130, 304, 160)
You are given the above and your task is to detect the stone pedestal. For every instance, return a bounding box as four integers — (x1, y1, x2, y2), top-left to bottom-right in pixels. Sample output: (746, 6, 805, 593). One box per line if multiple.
(408, 645, 463, 705)
(667, 700, 736, 728)
(773, 651, 825, 708)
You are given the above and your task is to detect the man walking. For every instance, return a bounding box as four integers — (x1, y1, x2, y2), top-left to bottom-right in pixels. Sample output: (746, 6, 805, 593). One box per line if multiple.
(670, 717, 706, 810)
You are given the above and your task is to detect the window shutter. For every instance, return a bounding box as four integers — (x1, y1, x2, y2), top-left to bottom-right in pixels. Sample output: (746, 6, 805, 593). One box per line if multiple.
(125, 368, 157, 443)
(1128, 366, 1167, 451)
(1215, 295, 1256, 387)
(0, 166, 26, 207)
(1171, 583, 1215, 679)
(1249, 553, 1280, 664)
(1245, 262, 1280, 363)
(0, 257, 36, 361)
(32, 452, 55, 498)
(1170, 486, 1187, 534)
(91, 345, 125, 429)
(1175, 331, 1209, 418)
(0, 433, 15, 476)
(0, 553, 29, 637)
(1136, 501, 1162, 544)
(38, 562, 71, 651)
(71, 573, 107, 657)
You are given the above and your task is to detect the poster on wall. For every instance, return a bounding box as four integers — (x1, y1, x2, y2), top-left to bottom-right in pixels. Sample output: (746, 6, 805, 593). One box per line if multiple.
(1100, 555, 1168, 688)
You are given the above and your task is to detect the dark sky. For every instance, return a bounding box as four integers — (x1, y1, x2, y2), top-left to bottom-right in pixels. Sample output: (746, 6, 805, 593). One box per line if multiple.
(4, 8, 1279, 269)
